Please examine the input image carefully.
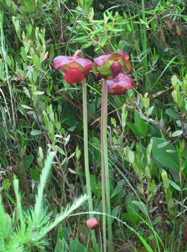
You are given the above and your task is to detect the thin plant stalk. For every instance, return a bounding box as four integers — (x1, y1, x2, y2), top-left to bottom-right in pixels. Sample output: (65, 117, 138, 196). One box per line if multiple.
(141, 0, 149, 92)
(82, 78, 96, 244)
(101, 80, 113, 252)
(101, 84, 107, 252)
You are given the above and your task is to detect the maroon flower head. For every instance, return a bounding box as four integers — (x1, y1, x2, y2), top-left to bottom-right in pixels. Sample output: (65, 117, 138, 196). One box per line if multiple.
(53, 50, 92, 84)
(85, 218, 99, 230)
(92, 51, 132, 80)
(101, 73, 135, 95)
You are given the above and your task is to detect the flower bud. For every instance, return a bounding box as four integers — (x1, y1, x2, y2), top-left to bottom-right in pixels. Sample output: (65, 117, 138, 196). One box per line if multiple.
(85, 218, 99, 229)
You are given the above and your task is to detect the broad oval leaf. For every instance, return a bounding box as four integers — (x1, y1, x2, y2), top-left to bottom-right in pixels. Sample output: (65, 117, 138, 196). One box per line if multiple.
(152, 137, 180, 171)
(165, 109, 180, 119)
(31, 130, 42, 135)
(171, 130, 183, 137)
(157, 141, 170, 148)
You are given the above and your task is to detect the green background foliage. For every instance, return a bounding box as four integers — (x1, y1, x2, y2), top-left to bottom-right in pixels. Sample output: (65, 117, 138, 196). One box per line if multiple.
(1, 0, 187, 251)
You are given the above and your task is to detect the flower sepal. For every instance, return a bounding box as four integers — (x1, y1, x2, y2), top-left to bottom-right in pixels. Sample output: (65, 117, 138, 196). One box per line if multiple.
(92, 51, 132, 80)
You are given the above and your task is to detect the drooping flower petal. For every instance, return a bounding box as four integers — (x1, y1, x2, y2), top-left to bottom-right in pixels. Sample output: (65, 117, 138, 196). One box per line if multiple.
(53, 51, 92, 84)
(101, 73, 135, 95)
(85, 218, 99, 229)
(92, 51, 132, 80)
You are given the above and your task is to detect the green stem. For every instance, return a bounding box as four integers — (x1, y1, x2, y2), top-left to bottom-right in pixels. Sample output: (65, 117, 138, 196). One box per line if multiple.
(101, 84, 107, 252)
(141, 0, 149, 92)
(101, 80, 113, 252)
(82, 79, 96, 245)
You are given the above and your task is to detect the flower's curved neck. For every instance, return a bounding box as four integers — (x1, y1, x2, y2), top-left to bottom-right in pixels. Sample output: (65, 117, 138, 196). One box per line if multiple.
(71, 50, 82, 59)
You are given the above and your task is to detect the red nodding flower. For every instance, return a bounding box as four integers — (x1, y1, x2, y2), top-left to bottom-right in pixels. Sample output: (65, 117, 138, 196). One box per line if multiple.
(101, 73, 135, 95)
(53, 50, 92, 84)
(85, 218, 99, 230)
(92, 51, 132, 80)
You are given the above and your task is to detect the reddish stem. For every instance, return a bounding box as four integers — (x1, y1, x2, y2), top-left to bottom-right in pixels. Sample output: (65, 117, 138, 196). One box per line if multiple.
(72, 49, 82, 59)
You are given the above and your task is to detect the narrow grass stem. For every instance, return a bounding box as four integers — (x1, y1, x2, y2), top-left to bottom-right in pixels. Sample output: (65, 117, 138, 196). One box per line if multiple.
(101, 80, 113, 252)
(82, 79, 96, 244)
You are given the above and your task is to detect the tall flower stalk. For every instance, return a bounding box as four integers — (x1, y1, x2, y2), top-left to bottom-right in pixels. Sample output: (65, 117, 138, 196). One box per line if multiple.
(101, 79, 112, 252)
(54, 49, 135, 251)
(93, 51, 133, 252)
(53, 50, 96, 244)
(82, 77, 97, 246)
(82, 77, 94, 217)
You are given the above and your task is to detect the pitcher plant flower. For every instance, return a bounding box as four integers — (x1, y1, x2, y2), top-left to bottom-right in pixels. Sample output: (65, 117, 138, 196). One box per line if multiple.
(101, 73, 135, 95)
(92, 51, 132, 80)
(53, 50, 92, 84)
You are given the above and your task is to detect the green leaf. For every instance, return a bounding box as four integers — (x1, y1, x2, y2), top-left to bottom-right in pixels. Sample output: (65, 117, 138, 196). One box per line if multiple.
(163, 178, 170, 189)
(33, 54, 40, 70)
(61, 101, 77, 127)
(81, 42, 94, 49)
(111, 181, 123, 198)
(171, 130, 183, 137)
(152, 137, 180, 171)
(21, 105, 32, 109)
(147, 106, 154, 116)
(21, 46, 27, 62)
(69, 239, 86, 252)
(171, 75, 178, 86)
(152, 216, 162, 225)
(111, 205, 120, 224)
(157, 141, 170, 148)
(26, 23, 32, 36)
(30, 168, 40, 181)
(172, 90, 180, 103)
(15, 19, 20, 34)
(31, 130, 42, 135)
(90, 27, 104, 35)
(170, 180, 181, 191)
(32, 91, 45, 95)
(126, 122, 140, 138)
(6, 55, 12, 67)
(134, 112, 148, 138)
(55, 145, 65, 155)
(128, 150, 134, 163)
(126, 197, 139, 214)
(165, 150, 176, 153)
(23, 155, 34, 170)
(107, 27, 124, 32)
(161, 169, 168, 180)
(72, 36, 89, 42)
(6, 0, 11, 6)
(3, 179, 11, 191)
(122, 213, 139, 225)
(23, 41, 30, 54)
(132, 201, 148, 215)
(165, 109, 180, 119)
(87, 102, 95, 115)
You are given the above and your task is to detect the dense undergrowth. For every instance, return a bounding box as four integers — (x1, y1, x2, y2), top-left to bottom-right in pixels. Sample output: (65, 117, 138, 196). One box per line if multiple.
(1, 0, 187, 251)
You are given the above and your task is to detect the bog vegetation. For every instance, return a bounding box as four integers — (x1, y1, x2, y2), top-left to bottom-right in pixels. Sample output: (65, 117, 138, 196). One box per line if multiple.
(1, 0, 187, 251)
